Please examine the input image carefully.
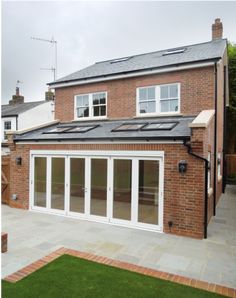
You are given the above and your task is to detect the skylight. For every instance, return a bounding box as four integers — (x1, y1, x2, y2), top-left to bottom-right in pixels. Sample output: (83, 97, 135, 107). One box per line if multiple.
(141, 122, 178, 131)
(43, 125, 98, 134)
(163, 48, 186, 56)
(110, 57, 131, 64)
(43, 126, 74, 134)
(66, 125, 98, 133)
(112, 123, 146, 132)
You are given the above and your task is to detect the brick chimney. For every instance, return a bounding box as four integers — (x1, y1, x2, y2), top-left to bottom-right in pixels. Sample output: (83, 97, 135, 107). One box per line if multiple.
(9, 87, 24, 105)
(212, 18, 223, 40)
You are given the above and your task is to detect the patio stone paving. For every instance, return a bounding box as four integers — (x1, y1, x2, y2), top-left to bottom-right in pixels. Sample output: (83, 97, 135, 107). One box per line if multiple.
(1, 185, 236, 288)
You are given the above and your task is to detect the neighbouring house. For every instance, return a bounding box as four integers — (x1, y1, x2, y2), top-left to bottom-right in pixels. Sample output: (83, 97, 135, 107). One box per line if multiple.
(1, 88, 54, 154)
(6, 19, 228, 239)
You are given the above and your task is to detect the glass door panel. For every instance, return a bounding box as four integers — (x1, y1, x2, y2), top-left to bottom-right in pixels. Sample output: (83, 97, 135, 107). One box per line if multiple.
(113, 159, 132, 221)
(70, 158, 85, 213)
(90, 159, 107, 217)
(34, 157, 47, 207)
(51, 157, 65, 210)
(138, 160, 159, 225)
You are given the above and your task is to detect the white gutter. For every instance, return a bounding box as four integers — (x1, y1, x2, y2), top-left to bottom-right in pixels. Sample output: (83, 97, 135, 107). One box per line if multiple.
(49, 62, 215, 89)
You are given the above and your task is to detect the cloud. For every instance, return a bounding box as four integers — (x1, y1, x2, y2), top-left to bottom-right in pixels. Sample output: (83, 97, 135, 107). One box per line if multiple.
(2, 1, 236, 104)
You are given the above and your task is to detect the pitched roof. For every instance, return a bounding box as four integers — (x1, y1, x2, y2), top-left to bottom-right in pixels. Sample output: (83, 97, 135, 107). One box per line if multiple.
(49, 39, 227, 86)
(1, 101, 47, 117)
(14, 116, 194, 142)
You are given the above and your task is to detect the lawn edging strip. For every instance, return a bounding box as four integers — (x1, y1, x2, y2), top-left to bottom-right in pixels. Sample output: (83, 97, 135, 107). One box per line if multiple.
(3, 247, 236, 298)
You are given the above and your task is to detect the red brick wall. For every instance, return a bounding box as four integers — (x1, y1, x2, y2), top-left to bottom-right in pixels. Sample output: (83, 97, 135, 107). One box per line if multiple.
(9, 142, 205, 239)
(215, 52, 227, 203)
(189, 115, 220, 223)
(55, 66, 215, 121)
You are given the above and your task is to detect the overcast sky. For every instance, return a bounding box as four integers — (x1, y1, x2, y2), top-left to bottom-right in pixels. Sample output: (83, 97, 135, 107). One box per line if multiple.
(2, 1, 236, 104)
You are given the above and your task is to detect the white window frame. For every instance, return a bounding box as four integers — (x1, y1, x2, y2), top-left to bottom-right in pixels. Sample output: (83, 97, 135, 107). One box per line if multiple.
(3, 120, 12, 141)
(74, 91, 107, 121)
(4, 121, 12, 130)
(136, 83, 181, 117)
(218, 152, 221, 179)
(207, 152, 211, 191)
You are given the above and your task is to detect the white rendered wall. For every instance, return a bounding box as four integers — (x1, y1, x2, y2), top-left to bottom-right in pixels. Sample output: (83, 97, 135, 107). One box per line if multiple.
(1, 146, 10, 155)
(18, 101, 54, 131)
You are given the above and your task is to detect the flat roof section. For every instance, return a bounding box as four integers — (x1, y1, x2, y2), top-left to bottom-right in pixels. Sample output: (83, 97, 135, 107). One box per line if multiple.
(14, 116, 194, 142)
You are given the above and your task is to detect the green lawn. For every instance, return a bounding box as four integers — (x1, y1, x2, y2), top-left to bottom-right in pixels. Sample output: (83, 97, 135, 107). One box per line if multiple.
(2, 255, 226, 298)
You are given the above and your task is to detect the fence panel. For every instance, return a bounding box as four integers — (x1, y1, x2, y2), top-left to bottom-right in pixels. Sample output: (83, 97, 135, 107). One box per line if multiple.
(1, 156, 10, 204)
(226, 154, 236, 184)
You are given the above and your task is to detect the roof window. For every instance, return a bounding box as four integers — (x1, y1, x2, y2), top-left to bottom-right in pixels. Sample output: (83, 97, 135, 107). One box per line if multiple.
(112, 123, 147, 132)
(43, 126, 74, 134)
(141, 122, 178, 131)
(163, 48, 186, 56)
(110, 57, 132, 64)
(66, 125, 98, 133)
(44, 125, 98, 134)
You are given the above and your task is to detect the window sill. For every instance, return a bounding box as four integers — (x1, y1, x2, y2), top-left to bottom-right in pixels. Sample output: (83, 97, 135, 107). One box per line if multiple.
(134, 113, 182, 119)
(73, 116, 108, 122)
(208, 188, 213, 196)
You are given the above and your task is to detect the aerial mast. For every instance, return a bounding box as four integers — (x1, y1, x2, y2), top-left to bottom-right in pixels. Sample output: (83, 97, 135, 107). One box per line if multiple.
(31, 36, 57, 80)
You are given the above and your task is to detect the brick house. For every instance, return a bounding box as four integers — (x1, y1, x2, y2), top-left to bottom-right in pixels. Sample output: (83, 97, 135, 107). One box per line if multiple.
(7, 19, 228, 239)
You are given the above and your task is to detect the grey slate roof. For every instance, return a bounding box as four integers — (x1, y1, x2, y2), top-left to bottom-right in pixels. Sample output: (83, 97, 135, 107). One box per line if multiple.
(14, 116, 194, 142)
(2, 101, 47, 117)
(49, 39, 227, 86)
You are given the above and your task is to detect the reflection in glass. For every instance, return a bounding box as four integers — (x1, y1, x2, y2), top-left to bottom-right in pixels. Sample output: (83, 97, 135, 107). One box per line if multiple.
(113, 159, 132, 220)
(70, 158, 85, 213)
(34, 157, 47, 207)
(140, 101, 156, 113)
(91, 159, 107, 216)
(138, 160, 159, 225)
(51, 158, 65, 210)
(160, 99, 178, 112)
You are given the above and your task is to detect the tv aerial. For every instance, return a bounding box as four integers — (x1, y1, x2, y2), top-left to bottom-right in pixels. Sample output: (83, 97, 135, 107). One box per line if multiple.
(31, 36, 57, 81)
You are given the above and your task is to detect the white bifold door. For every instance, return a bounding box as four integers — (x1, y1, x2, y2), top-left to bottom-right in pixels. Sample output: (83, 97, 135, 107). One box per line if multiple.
(31, 151, 163, 232)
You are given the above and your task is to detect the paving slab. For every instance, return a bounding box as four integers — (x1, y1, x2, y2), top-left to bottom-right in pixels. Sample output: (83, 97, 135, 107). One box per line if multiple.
(1, 185, 236, 288)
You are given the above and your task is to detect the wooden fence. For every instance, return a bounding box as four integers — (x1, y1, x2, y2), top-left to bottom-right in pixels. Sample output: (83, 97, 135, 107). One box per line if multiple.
(226, 154, 236, 184)
(226, 154, 236, 175)
(1, 156, 10, 204)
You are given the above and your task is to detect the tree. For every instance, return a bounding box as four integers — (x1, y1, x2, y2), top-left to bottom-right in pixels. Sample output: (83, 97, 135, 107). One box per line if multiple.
(226, 42, 236, 153)
(228, 43, 236, 107)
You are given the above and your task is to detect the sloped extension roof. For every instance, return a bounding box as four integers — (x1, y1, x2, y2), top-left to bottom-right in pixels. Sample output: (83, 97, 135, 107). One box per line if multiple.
(2, 101, 47, 117)
(48, 39, 227, 86)
(14, 116, 195, 142)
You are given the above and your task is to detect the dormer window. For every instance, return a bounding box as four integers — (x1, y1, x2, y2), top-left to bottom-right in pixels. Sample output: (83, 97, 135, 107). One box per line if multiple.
(137, 83, 180, 116)
(75, 92, 107, 120)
